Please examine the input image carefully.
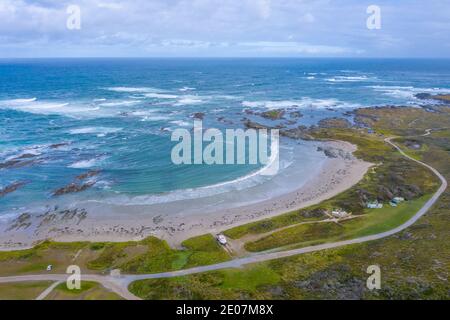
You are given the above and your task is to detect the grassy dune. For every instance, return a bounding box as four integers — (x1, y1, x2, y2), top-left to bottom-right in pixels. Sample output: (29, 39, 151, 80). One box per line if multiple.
(0, 235, 230, 277)
(245, 196, 430, 252)
(0, 281, 53, 300)
(44, 281, 123, 300)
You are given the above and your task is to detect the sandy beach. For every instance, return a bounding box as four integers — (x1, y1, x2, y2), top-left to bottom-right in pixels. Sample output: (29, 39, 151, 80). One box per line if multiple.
(0, 139, 372, 250)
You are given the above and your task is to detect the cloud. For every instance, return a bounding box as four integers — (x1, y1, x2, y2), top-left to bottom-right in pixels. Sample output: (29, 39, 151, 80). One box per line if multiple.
(0, 0, 449, 57)
(97, 2, 123, 10)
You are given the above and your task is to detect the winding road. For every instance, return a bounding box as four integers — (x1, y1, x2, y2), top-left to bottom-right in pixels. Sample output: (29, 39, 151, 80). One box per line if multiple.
(0, 133, 447, 300)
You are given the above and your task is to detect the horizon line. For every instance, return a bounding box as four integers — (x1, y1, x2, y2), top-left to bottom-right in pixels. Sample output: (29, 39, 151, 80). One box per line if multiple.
(1, 56, 449, 60)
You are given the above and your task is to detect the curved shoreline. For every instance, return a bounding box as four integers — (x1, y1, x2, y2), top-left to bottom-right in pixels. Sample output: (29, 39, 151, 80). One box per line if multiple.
(0, 133, 445, 300)
(0, 139, 372, 250)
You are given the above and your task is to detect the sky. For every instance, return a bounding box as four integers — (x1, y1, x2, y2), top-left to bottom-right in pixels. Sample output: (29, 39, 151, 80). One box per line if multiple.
(0, 0, 449, 58)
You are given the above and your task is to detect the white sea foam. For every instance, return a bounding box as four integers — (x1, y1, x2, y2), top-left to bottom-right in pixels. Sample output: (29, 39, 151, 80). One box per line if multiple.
(369, 85, 450, 100)
(69, 127, 123, 135)
(0, 98, 101, 117)
(4, 144, 46, 161)
(98, 100, 141, 107)
(174, 97, 204, 106)
(105, 87, 165, 93)
(242, 98, 358, 110)
(3, 98, 37, 104)
(140, 115, 171, 122)
(179, 87, 196, 92)
(144, 93, 178, 99)
(68, 157, 106, 169)
(170, 120, 191, 127)
(326, 75, 374, 82)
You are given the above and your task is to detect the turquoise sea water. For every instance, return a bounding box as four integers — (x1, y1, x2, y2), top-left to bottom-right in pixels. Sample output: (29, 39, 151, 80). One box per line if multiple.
(1, 58, 449, 215)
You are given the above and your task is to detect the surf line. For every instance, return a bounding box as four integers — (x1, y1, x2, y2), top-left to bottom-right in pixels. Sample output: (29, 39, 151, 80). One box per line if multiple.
(171, 120, 280, 176)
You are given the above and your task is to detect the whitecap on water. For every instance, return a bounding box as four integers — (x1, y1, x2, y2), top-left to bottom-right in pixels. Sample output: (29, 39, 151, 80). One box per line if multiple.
(68, 156, 107, 169)
(69, 127, 123, 135)
(242, 98, 359, 110)
(98, 100, 141, 107)
(174, 97, 204, 106)
(105, 87, 166, 93)
(0, 98, 100, 117)
(326, 75, 374, 82)
(179, 87, 196, 92)
(170, 120, 191, 127)
(369, 85, 450, 100)
(144, 93, 178, 99)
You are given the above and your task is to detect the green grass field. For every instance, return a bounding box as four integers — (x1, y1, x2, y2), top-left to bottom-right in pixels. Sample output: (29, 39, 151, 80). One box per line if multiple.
(0, 235, 230, 277)
(0, 281, 53, 300)
(244, 196, 430, 252)
(45, 281, 123, 300)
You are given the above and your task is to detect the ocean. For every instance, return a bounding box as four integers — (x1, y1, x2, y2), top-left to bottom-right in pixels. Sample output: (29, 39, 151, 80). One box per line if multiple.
(1, 58, 449, 216)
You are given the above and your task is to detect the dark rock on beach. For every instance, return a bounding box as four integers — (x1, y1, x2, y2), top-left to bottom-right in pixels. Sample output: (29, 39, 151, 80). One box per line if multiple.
(6, 212, 32, 231)
(317, 146, 353, 160)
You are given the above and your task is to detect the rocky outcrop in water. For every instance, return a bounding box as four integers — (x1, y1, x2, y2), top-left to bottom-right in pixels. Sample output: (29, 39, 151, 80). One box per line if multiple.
(289, 111, 303, 118)
(0, 157, 41, 170)
(243, 119, 271, 130)
(192, 112, 205, 120)
(53, 170, 100, 196)
(0, 181, 29, 197)
(75, 170, 101, 181)
(53, 182, 96, 196)
(415, 93, 450, 104)
(49, 142, 70, 149)
(260, 109, 286, 120)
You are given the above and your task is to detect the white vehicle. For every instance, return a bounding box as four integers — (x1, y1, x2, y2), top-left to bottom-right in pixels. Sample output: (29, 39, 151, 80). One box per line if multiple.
(217, 234, 227, 245)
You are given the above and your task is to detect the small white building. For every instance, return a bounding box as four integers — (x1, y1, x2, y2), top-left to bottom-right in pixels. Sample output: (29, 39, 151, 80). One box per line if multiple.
(392, 197, 405, 204)
(46, 265, 53, 271)
(331, 210, 350, 218)
(367, 202, 383, 209)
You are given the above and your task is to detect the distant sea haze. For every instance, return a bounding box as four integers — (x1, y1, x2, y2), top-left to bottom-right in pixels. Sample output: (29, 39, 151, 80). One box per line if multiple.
(0, 58, 449, 215)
